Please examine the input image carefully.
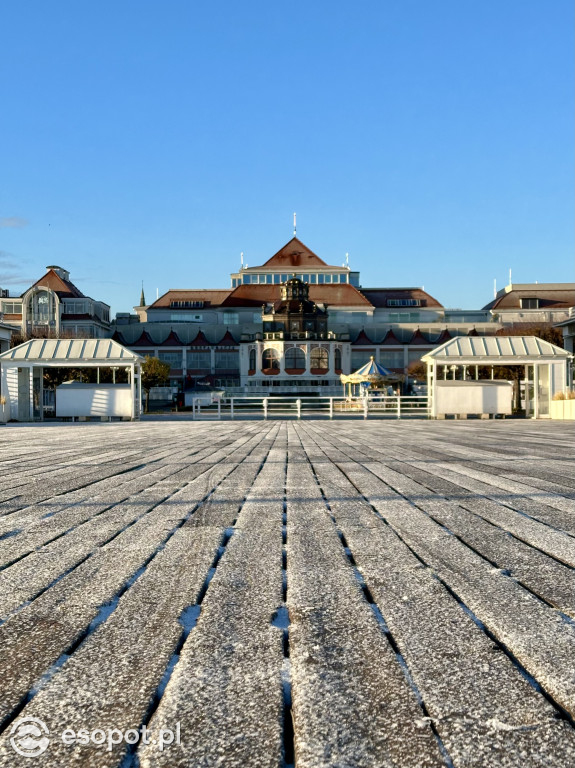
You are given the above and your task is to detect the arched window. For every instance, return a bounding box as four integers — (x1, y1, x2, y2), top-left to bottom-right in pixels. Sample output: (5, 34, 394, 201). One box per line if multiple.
(262, 348, 280, 370)
(334, 348, 342, 371)
(249, 349, 256, 370)
(28, 290, 56, 326)
(310, 347, 329, 371)
(285, 347, 305, 369)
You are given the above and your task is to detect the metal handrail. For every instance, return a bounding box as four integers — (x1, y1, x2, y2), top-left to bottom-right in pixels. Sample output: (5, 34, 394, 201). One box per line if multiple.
(191, 394, 430, 421)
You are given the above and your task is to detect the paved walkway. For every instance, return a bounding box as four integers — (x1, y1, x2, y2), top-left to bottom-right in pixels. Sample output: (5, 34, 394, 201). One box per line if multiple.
(0, 420, 574, 767)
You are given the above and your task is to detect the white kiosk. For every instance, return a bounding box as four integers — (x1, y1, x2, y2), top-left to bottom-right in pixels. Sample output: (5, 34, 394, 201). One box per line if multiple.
(0, 338, 143, 422)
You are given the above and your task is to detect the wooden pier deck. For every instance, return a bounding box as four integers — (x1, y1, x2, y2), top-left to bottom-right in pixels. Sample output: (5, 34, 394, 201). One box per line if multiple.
(0, 419, 574, 767)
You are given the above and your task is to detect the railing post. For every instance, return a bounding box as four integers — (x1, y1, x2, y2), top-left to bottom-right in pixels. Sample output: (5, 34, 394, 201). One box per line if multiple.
(329, 398, 333, 419)
(230, 397, 234, 420)
(296, 399, 301, 419)
(263, 398, 268, 420)
(217, 399, 221, 420)
(363, 397, 368, 420)
(397, 395, 401, 419)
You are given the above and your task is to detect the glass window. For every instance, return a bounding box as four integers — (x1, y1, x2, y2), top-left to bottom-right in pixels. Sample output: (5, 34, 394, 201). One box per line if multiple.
(187, 351, 211, 369)
(1, 300, 22, 314)
(310, 274, 317, 284)
(310, 347, 329, 370)
(253, 312, 262, 323)
(285, 347, 305, 369)
(215, 351, 239, 370)
(262, 348, 280, 370)
(249, 349, 256, 369)
(318, 274, 324, 284)
(158, 351, 183, 369)
(335, 348, 342, 370)
(223, 311, 239, 324)
(170, 313, 202, 322)
(273, 274, 280, 284)
(380, 350, 404, 368)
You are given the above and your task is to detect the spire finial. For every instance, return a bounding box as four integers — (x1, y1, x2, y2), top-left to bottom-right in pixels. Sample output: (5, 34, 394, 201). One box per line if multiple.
(293, 212, 296, 237)
(240, 251, 244, 269)
(140, 281, 146, 307)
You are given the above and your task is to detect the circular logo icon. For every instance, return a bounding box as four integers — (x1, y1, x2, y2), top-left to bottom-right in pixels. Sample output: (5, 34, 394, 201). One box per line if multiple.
(10, 717, 50, 758)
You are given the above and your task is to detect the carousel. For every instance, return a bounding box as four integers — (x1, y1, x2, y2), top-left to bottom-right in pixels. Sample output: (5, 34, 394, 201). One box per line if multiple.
(340, 356, 398, 397)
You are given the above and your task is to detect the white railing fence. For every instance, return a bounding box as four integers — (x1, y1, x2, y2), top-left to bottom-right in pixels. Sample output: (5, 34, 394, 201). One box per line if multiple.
(191, 395, 429, 420)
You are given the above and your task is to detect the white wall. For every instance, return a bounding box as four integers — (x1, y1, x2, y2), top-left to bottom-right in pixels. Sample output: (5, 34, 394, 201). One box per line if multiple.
(435, 381, 513, 416)
(56, 383, 132, 418)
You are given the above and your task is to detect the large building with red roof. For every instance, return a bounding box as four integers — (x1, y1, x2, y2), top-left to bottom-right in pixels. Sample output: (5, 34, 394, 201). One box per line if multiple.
(113, 237, 504, 394)
(0, 266, 111, 339)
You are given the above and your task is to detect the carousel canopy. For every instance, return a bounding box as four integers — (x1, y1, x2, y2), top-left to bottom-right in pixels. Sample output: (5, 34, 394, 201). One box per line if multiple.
(340, 356, 393, 384)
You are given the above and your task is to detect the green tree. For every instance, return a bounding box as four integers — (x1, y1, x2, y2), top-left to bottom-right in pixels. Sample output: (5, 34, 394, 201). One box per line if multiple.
(141, 356, 171, 412)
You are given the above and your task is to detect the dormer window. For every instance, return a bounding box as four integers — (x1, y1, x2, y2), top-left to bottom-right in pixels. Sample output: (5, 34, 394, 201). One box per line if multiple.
(521, 298, 539, 309)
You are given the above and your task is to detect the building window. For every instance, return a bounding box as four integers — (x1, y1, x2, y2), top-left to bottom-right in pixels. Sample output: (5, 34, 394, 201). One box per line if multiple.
(262, 348, 280, 370)
(28, 290, 56, 326)
(387, 299, 421, 307)
(64, 300, 88, 314)
(380, 350, 404, 368)
(334, 348, 342, 371)
(158, 351, 183, 369)
(223, 311, 239, 325)
(188, 351, 211, 369)
(170, 300, 204, 309)
(285, 347, 305, 369)
(310, 347, 329, 370)
(215, 351, 239, 370)
(170, 313, 203, 322)
(1, 300, 22, 314)
(389, 312, 419, 323)
(520, 298, 540, 309)
(249, 349, 256, 370)
(351, 350, 375, 369)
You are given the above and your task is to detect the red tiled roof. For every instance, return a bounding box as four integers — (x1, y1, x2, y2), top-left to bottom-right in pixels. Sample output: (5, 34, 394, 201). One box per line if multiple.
(148, 290, 232, 309)
(221, 283, 373, 308)
(111, 330, 126, 344)
(28, 269, 85, 299)
(159, 329, 184, 346)
(380, 329, 402, 346)
(215, 330, 239, 346)
(360, 288, 444, 310)
(352, 330, 375, 345)
(131, 330, 157, 347)
(259, 238, 329, 268)
(435, 328, 453, 344)
(483, 285, 575, 311)
(409, 329, 432, 345)
(189, 330, 212, 347)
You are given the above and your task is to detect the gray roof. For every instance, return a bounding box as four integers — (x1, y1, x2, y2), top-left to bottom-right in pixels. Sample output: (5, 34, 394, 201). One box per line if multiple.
(0, 338, 143, 364)
(422, 336, 571, 363)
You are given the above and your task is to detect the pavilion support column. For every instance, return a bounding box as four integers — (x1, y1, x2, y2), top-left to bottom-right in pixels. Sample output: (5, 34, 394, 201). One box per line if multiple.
(533, 363, 539, 419)
(130, 364, 136, 420)
(475, 365, 479, 380)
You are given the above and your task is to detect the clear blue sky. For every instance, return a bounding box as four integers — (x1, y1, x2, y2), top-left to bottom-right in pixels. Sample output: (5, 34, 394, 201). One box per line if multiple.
(1, 0, 573, 315)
